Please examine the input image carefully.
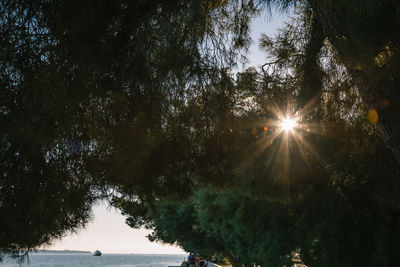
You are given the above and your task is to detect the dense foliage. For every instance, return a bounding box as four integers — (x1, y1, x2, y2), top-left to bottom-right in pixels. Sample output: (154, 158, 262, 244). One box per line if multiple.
(118, 6, 400, 266)
(1, 0, 400, 266)
(0, 0, 255, 259)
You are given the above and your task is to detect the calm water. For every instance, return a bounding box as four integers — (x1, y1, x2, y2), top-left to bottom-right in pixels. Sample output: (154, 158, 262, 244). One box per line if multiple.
(0, 254, 186, 267)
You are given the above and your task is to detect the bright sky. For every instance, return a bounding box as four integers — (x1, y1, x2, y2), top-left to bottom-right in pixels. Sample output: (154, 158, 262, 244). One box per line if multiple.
(47, 202, 185, 254)
(242, 10, 288, 70)
(47, 10, 288, 255)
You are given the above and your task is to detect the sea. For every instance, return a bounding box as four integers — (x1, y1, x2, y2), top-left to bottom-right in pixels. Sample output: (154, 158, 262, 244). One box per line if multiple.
(0, 253, 186, 267)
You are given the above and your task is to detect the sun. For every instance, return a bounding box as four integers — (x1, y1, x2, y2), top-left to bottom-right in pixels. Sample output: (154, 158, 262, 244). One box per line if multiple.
(280, 118, 297, 131)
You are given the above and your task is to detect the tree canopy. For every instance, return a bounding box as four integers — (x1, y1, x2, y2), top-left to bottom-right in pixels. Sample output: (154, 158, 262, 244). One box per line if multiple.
(1, 0, 400, 266)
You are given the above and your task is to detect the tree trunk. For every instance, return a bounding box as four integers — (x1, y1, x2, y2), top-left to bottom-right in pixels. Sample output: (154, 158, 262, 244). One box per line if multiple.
(308, 0, 400, 163)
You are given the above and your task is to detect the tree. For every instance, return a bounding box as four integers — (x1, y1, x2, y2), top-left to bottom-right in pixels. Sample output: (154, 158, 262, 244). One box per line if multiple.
(127, 65, 400, 266)
(307, 0, 400, 160)
(2, 1, 400, 265)
(260, 0, 400, 162)
(118, 9, 400, 265)
(0, 0, 258, 258)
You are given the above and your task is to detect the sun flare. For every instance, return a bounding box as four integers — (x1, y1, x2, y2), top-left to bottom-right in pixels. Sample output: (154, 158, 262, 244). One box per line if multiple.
(254, 101, 326, 181)
(280, 118, 297, 131)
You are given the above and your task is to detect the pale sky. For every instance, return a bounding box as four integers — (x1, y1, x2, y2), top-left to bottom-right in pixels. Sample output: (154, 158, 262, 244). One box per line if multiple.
(47, 202, 185, 254)
(241, 10, 287, 70)
(47, 10, 288, 255)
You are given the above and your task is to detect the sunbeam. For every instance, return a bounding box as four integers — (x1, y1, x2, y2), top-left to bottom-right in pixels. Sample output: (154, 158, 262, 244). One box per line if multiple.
(250, 98, 334, 184)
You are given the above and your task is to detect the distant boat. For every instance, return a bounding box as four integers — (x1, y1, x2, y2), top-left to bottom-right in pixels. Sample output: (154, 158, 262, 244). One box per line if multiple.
(93, 250, 102, 256)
